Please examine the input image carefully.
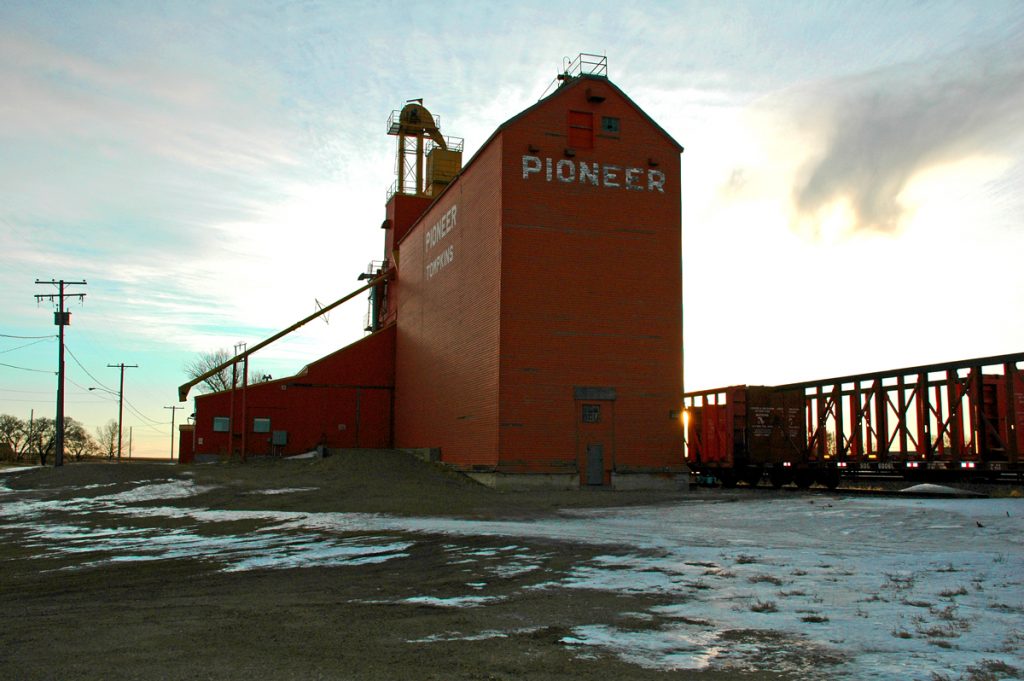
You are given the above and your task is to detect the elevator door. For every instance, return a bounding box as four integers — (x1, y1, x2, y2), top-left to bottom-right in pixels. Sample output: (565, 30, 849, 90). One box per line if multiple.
(586, 443, 604, 486)
(576, 397, 614, 486)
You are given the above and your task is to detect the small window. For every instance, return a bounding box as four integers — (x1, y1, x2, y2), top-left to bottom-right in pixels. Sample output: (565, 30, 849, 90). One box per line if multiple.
(582, 404, 601, 423)
(212, 417, 230, 432)
(272, 430, 288, 446)
(601, 116, 620, 133)
(253, 418, 271, 433)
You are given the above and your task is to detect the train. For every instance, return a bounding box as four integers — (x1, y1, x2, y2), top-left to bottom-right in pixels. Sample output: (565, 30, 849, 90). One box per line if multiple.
(683, 352, 1024, 487)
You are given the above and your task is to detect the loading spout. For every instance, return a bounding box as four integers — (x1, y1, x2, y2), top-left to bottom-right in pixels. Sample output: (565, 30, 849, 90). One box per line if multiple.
(399, 102, 447, 150)
(177, 271, 392, 402)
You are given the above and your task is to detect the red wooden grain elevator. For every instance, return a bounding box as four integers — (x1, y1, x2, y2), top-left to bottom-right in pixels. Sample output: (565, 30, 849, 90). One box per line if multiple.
(186, 55, 687, 489)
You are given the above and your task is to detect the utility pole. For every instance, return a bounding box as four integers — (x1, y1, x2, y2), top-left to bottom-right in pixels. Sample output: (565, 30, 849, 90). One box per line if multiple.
(35, 279, 86, 467)
(128, 426, 133, 460)
(163, 405, 183, 461)
(107, 363, 138, 462)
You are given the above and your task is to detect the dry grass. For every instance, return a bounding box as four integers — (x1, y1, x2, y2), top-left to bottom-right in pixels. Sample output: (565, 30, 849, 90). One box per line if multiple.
(918, 623, 962, 639)
(750, 599, 778, 613)
(884, 572, 916, 591)
(931, 659, 1022, 681)
(748, 574, 783, 586)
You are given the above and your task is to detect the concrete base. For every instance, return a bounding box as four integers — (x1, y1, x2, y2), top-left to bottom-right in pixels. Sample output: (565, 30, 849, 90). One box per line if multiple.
(464, 472, 580, 490)
(611, 471, 690, 491)
(464, 470, 690, 491)
(403, 448, 442, 463)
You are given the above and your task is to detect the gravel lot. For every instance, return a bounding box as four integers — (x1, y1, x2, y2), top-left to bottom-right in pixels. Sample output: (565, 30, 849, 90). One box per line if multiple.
(1, 453, 1021, 680)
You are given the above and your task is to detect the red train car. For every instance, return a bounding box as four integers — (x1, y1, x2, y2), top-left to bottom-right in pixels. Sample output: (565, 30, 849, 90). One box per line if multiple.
(685, 386, 817, 487)
(686, 353, 1024, 486)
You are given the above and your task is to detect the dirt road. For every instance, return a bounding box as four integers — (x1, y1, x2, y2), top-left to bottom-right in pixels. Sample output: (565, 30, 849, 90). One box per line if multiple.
(1, 453, 1021, 680)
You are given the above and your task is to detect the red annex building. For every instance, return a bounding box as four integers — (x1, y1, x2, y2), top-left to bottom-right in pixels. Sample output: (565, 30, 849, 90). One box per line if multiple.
(185, 58, 686, 488)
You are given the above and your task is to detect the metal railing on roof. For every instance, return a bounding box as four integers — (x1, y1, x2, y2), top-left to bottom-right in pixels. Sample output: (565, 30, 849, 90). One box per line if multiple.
(540, 53, 609, 100)
(565, 53, 608, 78)
(427, 136, 464, 153)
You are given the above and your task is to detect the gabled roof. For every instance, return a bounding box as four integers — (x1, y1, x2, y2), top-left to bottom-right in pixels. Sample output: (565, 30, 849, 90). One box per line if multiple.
(394, 73, 683, 248)
(498, 73, 684, 152)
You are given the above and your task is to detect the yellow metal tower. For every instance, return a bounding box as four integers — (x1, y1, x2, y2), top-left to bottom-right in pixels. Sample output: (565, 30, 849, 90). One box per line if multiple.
(387, 100, 463, 197)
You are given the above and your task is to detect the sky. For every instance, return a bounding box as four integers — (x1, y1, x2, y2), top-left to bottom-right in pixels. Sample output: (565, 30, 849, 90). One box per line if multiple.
(2, 1, 1023, 459)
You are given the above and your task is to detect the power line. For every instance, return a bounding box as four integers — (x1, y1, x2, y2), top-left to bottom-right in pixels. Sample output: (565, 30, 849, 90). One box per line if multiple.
(0, 337, 55, 354)
(0, 361, 55, 374)
(65, 377, 117, 400)
(0, 333, 54, 339)
(123, 400, 165, 426)
(64, 345, 116, 393)
(63, 359, 165, 426)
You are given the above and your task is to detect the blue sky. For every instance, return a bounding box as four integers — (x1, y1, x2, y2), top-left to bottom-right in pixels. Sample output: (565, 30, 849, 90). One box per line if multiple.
(2, 1, 1023, 458)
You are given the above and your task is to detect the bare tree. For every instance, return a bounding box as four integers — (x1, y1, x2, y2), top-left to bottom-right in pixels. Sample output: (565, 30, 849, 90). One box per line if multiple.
(27, 416, 55, 466)
(184, 350, 268, 394)
(184, 349, 234, 393)
(96, 420, 119, 459)
(7, 416, 98, 465)
(64, 418, 99, 461)
(0, 414, 28, 462)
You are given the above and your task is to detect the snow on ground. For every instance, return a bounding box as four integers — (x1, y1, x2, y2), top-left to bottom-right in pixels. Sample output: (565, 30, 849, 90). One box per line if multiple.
(0, 477, 1021, 680)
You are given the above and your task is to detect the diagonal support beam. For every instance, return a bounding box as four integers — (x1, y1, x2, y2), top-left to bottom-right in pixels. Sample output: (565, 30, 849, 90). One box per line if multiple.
(177, 272, 391, 402)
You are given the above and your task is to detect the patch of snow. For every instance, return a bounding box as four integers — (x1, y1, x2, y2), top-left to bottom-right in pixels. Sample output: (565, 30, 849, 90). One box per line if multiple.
(402, 595, 504, 608)
(900, 483, 980, 496)
(408, 627, 538, 643)
(283, 450, 319, 460)
(562, 624, 727, 671)
(0, 466, 38, 475)
(90, 479, 215, 504)
(6, 515, 413, 573)
(244, 487, 318, 496)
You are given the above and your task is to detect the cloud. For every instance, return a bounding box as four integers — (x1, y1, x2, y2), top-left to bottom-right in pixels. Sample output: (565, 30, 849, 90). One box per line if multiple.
(790, 33, 1024, 234)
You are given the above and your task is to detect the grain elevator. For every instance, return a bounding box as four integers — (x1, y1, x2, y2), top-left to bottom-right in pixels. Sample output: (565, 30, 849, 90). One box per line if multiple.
(184, 55, 686, 489)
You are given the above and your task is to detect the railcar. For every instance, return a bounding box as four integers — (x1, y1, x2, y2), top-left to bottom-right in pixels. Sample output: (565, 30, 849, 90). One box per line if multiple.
(683, 353, 1024, 487)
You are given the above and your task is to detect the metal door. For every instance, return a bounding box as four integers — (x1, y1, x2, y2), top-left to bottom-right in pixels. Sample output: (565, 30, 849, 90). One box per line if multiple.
(586, 443, 604, 485)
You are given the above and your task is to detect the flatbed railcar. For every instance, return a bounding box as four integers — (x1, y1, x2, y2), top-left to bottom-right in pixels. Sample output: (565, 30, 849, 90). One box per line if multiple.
(683, 352, 1024, 487)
